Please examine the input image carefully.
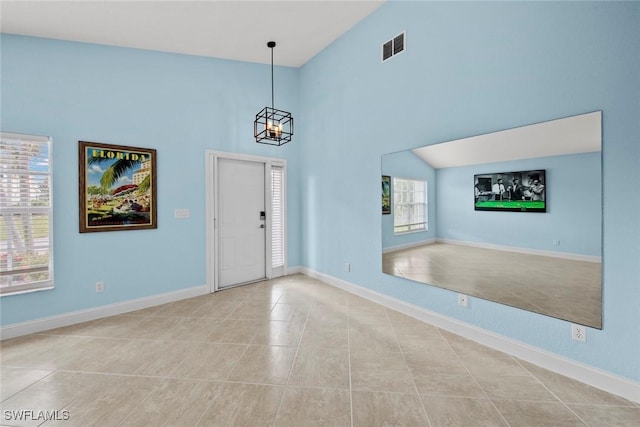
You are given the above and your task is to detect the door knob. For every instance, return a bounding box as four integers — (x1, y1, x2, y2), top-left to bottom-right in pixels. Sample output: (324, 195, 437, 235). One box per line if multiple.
(259, 224, 265, 229)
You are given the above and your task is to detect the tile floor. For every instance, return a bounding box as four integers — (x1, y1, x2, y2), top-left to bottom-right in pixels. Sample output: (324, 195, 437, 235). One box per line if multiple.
(0, 274, 637, 426)
(383, 243, 602, 328)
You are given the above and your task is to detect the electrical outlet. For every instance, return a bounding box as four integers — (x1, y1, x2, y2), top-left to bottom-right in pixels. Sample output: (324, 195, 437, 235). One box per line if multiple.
(95, 281, 105, 293)
(458, 293, 468, 307)
(553, 239, 561, 246)
(571, 324, 586, 342)
(345, 263, 351, 272)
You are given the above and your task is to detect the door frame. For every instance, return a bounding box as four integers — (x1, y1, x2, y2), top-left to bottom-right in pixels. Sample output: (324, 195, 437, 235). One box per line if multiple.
(205, 150, 287, 293)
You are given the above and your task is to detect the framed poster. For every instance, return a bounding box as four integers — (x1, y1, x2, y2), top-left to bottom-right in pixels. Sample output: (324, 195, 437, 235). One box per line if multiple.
(382, 175, 391, 214)
(79, 141, 157, 232)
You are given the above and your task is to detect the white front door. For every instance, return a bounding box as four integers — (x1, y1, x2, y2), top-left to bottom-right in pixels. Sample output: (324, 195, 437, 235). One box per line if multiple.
(217, 158, 266, 288)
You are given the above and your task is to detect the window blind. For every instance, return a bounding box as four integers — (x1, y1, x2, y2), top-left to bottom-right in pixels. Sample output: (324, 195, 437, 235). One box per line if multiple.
(0, 132, 53, 295)
(271, 166, 285, 269)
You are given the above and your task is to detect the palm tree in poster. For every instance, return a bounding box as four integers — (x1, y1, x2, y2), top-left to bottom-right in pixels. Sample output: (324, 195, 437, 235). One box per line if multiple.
(87, 156, 150, 194)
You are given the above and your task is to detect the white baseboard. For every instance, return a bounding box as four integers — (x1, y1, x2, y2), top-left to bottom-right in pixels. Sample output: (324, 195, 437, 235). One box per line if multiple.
(0, 285, 209, 340)
(437, 238, 601, 263)
(286, 265, 304, 275)
(382, 238, 437, 254)
(300, 267, 639, 404)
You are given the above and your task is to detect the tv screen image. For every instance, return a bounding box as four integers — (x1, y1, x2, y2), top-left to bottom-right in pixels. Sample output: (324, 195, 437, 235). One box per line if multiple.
(474, 169, 546, 212)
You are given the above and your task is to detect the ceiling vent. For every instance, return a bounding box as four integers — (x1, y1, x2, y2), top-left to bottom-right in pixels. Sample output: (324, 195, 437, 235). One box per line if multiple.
(382, 31, 405, 62)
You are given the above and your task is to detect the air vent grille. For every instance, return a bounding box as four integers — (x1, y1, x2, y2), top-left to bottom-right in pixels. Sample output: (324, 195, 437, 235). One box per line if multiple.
(382, 32, 405, 62)
(382, 40, 393, 61)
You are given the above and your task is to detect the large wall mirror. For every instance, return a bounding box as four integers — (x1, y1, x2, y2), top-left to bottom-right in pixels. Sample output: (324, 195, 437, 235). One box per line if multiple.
(382, 111, 602, 328)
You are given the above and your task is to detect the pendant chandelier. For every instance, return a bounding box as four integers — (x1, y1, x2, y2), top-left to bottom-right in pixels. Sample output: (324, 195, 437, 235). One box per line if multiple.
(254, 41, 293, 146)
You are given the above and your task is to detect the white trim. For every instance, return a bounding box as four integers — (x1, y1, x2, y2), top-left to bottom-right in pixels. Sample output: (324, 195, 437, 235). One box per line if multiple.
(436, 238, 601, 263)
(0, 285, 208, 340)
(382, 238, 437, 254)
(0, 132, 51, 143)
(286, 265, 304, 275)
(299, 267, 639, 404)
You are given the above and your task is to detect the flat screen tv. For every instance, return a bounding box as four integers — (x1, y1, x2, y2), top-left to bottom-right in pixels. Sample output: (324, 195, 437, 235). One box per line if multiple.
(474, 169, 546, 212)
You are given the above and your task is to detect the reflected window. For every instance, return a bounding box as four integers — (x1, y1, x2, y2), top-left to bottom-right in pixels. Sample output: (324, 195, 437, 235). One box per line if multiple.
(393, 177, 427, 234)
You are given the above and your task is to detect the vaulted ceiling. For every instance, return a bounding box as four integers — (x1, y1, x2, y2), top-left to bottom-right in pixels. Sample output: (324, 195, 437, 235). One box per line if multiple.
(0, 0, 384, 67)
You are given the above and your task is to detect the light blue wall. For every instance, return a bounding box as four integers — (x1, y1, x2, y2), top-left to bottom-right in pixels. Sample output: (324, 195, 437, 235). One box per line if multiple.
(0, 35, 301, 324)
(299, 1, 639, 381)
(381, 150, 436, 249)
(437, 152, 601, 256)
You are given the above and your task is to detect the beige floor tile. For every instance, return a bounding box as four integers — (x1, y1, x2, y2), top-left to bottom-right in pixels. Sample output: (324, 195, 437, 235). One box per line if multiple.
(227, 301, 276, 320)
(404, 348, 469, 379)
(386, 309, 429, 330)
(162, 317, 223, 342)
(350, 349, 415, 393)
(568, 404, 640, 427)
(349, 323, 401, 353)
(492, 399, 587, 426)
(251, 320, 305, 347)
(129, 316, 190, 339)
(0, 371, 95, 427)
(415, 374, 486, 397)
(206, 319, 262, 344)
(120, 379, 221, 427)
(49, 373, 161, 427)
(421, 395, 508, 426)
(0, 335, 91, 370)
(306, 306, 348, 324)
(65, 339, 193, 377)
(188, 299, 241, 319)
(288, 346, 349, 389)
(56, 315, 143, 338)
(269, 303, 310, 323)
(475, 374, 559, 402)
(444, 334, 529, 377)
(351, 390, 429, 427)
(0, 275, 633, 426)
(227, 345, 297, 385)
(0, 366, 52, 401)
(196, 382, 284, 426)
(348, 304, 388, 318)
(51, 314, 183, 340)
(57, 337, 132, 373)
(519, 360, 637, 406)
(169, 342, 247, 380)
(299, 319, 349, 349)
(274, 386, 351, 427)
(393, 326, 451, 354)
(1, 371, 161, 427)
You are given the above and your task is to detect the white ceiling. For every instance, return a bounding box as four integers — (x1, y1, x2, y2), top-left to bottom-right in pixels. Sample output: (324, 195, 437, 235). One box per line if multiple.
(0, 0, 384, 67)
(412, 111, 602, 169)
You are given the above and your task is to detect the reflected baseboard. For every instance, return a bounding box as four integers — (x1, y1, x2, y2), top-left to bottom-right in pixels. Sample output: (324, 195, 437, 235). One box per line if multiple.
(382, 238, 601, 262)
(299, 267, 638, 404)
(382, 238, 437, 254)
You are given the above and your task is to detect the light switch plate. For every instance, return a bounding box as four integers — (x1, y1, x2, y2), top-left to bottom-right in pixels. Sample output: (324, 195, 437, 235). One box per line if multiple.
(174, 208, 190, 219)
